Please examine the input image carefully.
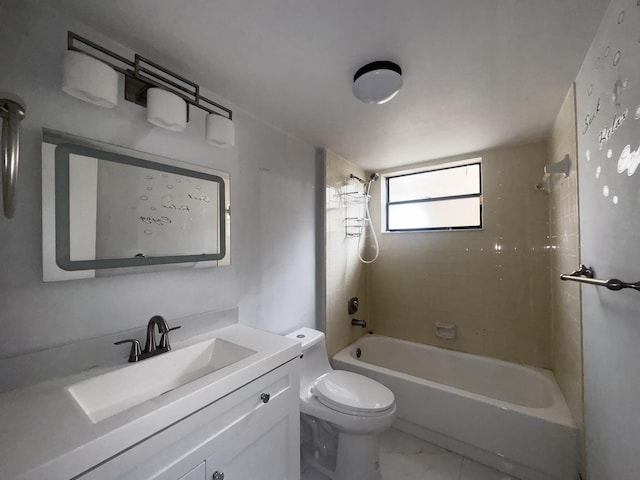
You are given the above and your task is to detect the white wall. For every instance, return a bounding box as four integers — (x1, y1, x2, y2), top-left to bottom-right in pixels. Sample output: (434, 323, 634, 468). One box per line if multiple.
(575, 1, 640, 478)
(0, 0, 316, 358)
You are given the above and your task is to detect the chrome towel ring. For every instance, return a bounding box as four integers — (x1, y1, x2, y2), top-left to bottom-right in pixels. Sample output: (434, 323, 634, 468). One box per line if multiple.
(0, 97, 26, 218)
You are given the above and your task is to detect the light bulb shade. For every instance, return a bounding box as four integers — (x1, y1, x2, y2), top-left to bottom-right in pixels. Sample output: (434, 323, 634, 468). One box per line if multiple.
(206, 114, 235, 148)
(146, 88, 187, 132)
(352, 61, 403, 104)
(62, 50, 119, 108)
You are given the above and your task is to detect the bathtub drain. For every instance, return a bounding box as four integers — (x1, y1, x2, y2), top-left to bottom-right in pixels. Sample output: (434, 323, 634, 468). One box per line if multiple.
(356, 348, 362, 358)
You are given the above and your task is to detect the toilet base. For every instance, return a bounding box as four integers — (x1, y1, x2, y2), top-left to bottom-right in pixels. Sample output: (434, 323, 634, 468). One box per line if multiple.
(335, 432, 382, 480)
(301, 415, 382, 480)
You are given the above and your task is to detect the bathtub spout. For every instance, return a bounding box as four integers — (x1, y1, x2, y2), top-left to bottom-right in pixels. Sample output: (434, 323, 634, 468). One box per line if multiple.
(351, 318, 367, 328)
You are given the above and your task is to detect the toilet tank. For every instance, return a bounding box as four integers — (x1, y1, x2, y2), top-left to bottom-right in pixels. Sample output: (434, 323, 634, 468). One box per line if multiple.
(286, 328, 332, 392)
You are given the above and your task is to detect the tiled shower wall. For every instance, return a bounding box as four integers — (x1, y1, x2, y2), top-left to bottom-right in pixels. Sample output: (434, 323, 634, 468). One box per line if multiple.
(548, 84, 584, 476)
(324, 150, 369, 357)
(367, 143, 552, 368)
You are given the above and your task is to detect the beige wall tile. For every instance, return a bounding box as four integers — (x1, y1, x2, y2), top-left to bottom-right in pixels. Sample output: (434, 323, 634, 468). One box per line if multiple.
(367, 142, 552, 368)
(324, 150, 369, 356)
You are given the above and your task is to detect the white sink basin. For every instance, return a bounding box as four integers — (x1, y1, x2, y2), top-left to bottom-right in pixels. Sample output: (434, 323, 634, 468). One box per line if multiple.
(67, 338, 256, 423)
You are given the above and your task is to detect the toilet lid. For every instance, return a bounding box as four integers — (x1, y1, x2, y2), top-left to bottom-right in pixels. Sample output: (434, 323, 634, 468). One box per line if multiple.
(312, 371, 395, 415)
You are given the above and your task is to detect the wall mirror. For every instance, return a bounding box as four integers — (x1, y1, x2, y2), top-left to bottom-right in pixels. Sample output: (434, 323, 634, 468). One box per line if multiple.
(42, 130, 230, 281)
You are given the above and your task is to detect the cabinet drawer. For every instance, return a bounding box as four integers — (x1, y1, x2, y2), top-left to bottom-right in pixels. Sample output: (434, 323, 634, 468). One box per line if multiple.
(78, 359, 299, 480)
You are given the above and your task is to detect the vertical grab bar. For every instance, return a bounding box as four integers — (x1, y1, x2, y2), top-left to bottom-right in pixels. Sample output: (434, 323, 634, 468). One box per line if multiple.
(0, 98, 26, 218)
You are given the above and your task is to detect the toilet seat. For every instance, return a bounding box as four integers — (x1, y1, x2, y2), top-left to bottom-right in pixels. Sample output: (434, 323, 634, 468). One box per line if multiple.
(311, 370, 395, 417)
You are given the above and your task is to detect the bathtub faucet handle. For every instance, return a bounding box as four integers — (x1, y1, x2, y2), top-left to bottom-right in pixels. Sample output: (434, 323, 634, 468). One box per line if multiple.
(351, 318, 367, 328)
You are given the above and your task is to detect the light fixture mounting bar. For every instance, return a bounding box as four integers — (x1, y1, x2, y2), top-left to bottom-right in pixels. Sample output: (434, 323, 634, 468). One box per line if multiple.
(67, 32, 232, 120)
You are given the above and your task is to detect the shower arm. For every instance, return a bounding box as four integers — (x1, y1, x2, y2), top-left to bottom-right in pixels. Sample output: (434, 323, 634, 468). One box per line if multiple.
(350, 172, 380, 186)
(349, 173, 366, 184)
(0, 98, 26, 218)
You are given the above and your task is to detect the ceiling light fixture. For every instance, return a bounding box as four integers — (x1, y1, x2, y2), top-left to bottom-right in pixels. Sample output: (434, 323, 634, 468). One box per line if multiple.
(62, 32, 235, 148)
(352, 61, 403, 105)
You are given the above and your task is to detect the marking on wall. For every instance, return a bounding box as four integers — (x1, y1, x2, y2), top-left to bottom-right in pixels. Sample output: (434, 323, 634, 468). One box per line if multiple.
(613, 50, 622, 66)
(599, 108, 628, 148)
(617, 144, 640, 176)
(583, 98, 601, 134)
(613, 79, 627, 107)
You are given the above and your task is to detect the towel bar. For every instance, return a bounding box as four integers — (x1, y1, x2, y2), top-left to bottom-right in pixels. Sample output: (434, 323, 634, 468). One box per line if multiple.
(560, 264, 640, 292)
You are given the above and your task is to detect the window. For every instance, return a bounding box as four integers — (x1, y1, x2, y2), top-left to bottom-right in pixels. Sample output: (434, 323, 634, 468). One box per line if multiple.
(385, 161, 482, 232)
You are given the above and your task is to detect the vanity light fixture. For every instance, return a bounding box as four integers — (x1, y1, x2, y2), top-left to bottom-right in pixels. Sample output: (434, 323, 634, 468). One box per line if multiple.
(63, 32, 235, 147)
(146, 88, 187, 132)
(352, 61, 403, 104)
(205, 113, 235, 148)
(62, 50, 119, 108)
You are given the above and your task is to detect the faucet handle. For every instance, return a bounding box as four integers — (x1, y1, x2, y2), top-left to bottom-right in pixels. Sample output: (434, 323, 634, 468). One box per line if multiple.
(159, 325, 181, 350)
(114, 339, 142, 362)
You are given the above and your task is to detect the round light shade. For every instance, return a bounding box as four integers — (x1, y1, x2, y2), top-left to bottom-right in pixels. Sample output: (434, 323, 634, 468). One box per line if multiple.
(146, 88, 187, 132)
(206, 113, 235, 148)
(62, 50, 118, 108)
(352, 61, 403, 104)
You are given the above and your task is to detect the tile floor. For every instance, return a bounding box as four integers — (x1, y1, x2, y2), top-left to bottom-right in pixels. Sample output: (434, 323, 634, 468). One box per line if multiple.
(301, 428, 517, 480)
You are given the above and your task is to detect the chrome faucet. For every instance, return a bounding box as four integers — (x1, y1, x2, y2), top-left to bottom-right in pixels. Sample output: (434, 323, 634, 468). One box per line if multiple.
(351, 318, 367, 328)
(114, 315, 181, 362)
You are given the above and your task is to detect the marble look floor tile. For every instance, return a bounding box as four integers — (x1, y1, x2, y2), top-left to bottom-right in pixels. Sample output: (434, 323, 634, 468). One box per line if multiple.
(300, 466, 330, 480)
(459, 458, 517, 480)
(380, 428, 448, 455)
(301, 428, 518, 480)
(380, 450, 463, 480)
(379, 428, 462, 479)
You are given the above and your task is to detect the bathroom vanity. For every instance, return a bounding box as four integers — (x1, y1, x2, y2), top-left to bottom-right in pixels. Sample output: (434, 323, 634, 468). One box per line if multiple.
(0, 324, 301, 480)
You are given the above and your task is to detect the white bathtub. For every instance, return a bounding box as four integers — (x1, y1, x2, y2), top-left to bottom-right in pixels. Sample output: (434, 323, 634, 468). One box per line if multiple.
(333, 335, 576, 480)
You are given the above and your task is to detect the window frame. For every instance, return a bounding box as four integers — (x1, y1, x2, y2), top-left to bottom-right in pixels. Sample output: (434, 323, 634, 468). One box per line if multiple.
(384, 160, 483, 233)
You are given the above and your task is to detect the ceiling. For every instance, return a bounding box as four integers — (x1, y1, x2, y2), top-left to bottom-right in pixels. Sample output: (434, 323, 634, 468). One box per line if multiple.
(53, 0, 609, 170)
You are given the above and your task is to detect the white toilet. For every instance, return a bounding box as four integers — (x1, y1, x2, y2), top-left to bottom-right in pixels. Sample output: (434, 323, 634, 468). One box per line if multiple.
(287, 327, 396, 480)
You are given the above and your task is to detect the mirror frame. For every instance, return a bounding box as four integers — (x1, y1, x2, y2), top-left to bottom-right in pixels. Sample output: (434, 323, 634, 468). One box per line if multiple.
(42, 129, 230, 280)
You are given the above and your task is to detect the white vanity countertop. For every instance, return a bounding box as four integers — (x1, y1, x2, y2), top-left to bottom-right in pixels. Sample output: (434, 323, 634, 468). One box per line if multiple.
(0, 324, 301, 480)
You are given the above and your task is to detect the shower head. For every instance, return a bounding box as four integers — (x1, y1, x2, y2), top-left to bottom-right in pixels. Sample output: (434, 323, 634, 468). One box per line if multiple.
(364, 172, 380, 194)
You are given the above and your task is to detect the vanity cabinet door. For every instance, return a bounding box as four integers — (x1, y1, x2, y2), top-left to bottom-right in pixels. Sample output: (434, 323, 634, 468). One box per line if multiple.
(205, 391, 299, 479)
(178, 462, 206, 480)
